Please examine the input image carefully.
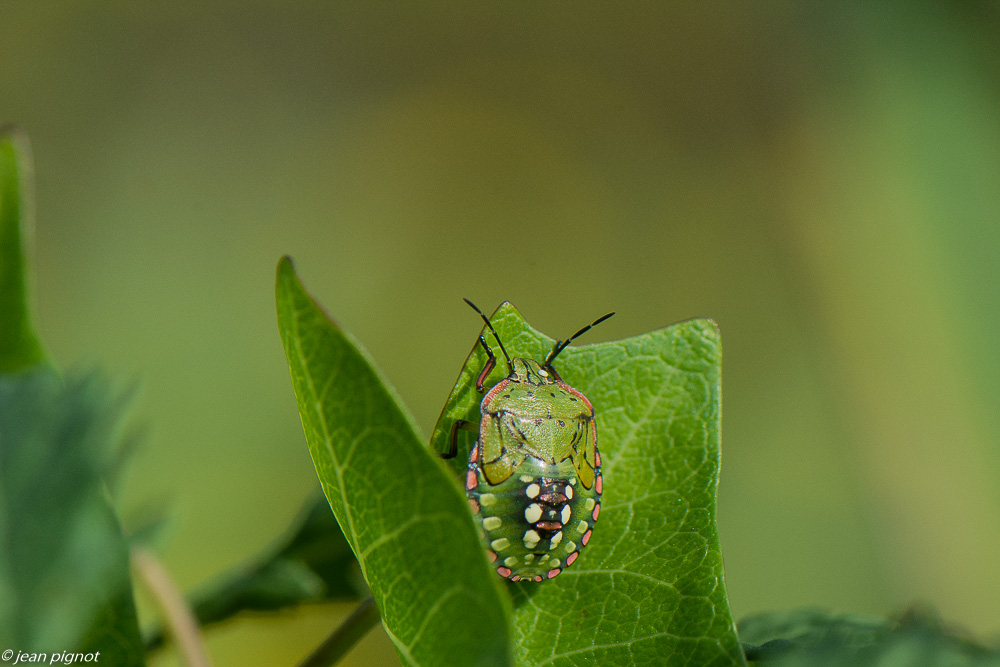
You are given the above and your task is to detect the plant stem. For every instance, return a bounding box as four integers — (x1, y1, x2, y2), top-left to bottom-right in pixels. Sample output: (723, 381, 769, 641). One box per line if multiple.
(131, 546, 212, 667)
(298, 597, 381, 667)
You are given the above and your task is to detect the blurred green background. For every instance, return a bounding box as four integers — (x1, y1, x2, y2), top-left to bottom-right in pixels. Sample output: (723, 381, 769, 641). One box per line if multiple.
(4, 2, 1000, 665)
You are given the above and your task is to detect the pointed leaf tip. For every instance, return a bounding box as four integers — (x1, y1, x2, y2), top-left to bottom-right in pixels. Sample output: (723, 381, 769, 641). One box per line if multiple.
(276, 262, 513, 667)
(276, 255, 297, 287)
(0, 127, 50, 373)
(432, 307, 742, 666)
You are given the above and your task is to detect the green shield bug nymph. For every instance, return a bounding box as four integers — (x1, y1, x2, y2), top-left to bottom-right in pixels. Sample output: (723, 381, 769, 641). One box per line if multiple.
(444, 299, 613, 582)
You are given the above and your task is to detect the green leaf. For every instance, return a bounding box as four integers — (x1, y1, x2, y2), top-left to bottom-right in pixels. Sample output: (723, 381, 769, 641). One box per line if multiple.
(144, 494, 366, 653)
(0, 370, 144, 662)
(0, 127, 143, 662)
(276, 257, 513, 667)
(431, 303, 744, 666)
(739, 607, 1000, 666)
(78, 584, 147, 666)
(268, 494, 366, 602)
(0, 126, 49, 372)
(738, 609, 890, 663)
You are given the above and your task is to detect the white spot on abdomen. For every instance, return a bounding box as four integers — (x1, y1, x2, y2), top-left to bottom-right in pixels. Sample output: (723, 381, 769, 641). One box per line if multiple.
(550, 531, 563, 549)
(524, 503, 543, 524)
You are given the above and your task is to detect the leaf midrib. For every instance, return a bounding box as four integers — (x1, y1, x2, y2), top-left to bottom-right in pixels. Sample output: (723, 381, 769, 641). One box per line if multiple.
(289, 299, 366, 583)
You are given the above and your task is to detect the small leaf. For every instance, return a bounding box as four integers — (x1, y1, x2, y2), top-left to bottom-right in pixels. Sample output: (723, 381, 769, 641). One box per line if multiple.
(145, 494, 366, 652)
(431, 303, 744, 666)
(0, 126, 49, 372)
(738, 608, 890, 659)
(739, 607, 1000, 666)
(276, 257, 513, 667)
(0, 370, 144, 661)
(78, 583, 147, 665)
(276, 494, 366, 601)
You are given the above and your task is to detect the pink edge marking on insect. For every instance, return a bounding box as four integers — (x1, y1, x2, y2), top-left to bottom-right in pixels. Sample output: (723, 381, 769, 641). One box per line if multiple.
(582, 529, 592, 545)
(566, 551, 579, 566)
(592, 503, 601, 521)
(481, 379, 509, 408)
(465, 469, 477, 490)
(547, 568, 562, 579)
(557, 382, 594, 413)
(595, 450, 602, 467)
(487, 551, 497, 563)
(510, 575, 521, 582)
(497, 566, 512, 578)
(468, 498, 480, 514)
(595, 474, 603, 495)
(469, 445, 479, 462)
(477, 364, 495, 393)
(534, 575, 542, 582)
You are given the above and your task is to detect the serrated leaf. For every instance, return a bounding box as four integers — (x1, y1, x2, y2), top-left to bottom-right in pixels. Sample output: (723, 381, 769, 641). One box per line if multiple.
(739, 608, 1000, 666)
(276, 257, 512, 667)
(0, 127, 49, 372)
(431, 303, 744, 667)
(0, 370, 144, 662)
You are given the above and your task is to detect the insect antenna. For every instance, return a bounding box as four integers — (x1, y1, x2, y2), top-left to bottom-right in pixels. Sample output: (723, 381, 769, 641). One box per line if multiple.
(463, 298, 512, 368)
(544, 311, 615, 367)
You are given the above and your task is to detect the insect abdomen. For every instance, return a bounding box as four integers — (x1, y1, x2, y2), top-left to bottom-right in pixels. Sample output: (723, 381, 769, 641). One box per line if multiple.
(466, 446, 602, 582)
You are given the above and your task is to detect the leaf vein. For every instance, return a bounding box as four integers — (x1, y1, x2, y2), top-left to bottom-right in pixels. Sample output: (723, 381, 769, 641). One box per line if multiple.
(358, 511, 456, 560)
(291, 303, 366, 581)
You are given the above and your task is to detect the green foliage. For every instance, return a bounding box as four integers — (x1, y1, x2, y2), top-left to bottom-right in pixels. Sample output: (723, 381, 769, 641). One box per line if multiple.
(0, 126, 144, 663)
(740, 608, 1000, 666)
(0, 127, 48, 372)
(0, 370, 144, 662)
(276, 257, 513, 667)
(277, 257, 743, 666)
(433, 303, 744, 666)
(144, 494, 366, 652)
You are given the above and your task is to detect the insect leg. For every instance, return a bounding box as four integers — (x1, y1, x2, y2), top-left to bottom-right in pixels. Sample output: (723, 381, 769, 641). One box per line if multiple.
(546, 354, 564, 383)
(475, 334, 497, 393)
(442, 419, 480, 459)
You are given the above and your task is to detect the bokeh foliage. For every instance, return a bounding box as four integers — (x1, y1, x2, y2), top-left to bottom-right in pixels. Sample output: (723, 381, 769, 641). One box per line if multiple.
(0, 128, 144, 663)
